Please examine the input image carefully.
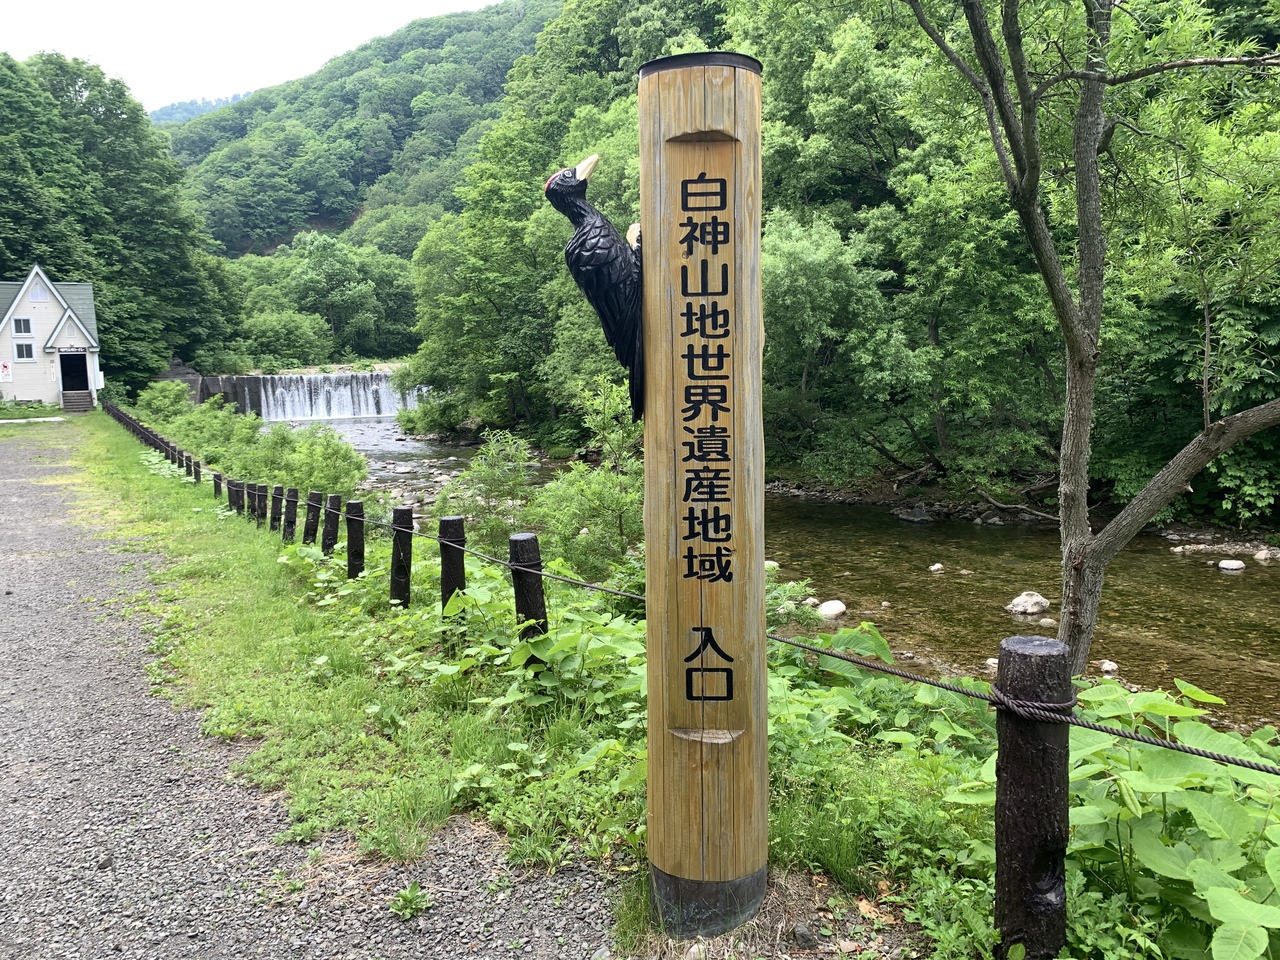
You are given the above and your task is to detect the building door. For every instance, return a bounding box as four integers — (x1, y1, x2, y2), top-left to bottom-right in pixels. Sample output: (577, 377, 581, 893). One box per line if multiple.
(59, 353, 89, 392)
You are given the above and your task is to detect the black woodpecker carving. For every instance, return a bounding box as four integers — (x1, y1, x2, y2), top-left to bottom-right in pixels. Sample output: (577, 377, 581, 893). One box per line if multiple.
(544, 154, 644, 419)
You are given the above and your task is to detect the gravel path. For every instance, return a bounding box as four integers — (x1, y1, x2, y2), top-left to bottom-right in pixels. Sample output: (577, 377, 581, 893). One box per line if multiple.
(0, 424, 616, 960)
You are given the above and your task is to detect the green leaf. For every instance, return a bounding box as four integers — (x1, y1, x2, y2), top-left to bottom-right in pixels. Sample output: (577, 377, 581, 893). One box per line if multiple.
(1177, 679, 1227, 705)
(1264, 848, 1280, 895)
(1210, 923, 1267, 960)
(1206, 887, 1280, 928)
(1128, 825, 1197, 880)
(1187, 859, 1246, 895)
(1180, 793, 1260, 841)
(1069, 805, 1111, 826)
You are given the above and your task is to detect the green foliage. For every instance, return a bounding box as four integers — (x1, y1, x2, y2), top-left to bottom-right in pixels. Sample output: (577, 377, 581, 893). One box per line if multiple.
(388, 881, 432, 919)
(0, 53, 239, 390)
(170, 0, 557, 254)
(132, 383, 366, 498)
(0, 398, 60, 419)
(429, 429, 537, 556)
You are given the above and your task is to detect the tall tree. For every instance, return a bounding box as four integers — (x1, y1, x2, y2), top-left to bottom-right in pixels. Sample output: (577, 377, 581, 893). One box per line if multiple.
(898, 0, 1280, 671)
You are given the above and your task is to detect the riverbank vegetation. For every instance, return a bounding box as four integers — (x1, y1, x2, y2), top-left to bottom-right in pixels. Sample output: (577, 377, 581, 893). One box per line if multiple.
(66, 410, 1280, 958)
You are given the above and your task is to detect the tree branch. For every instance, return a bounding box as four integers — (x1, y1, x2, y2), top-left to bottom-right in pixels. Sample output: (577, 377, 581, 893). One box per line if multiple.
(1034, 51, 1280, 98)
(1092, 397, 1280, 564)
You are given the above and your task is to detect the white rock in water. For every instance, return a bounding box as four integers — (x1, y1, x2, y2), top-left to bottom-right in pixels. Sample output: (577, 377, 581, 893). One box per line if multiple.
(881, 601, 892, 608)
(1005, 591, 1050, 615)
(817, 600, 847, 619)
(802, 596, 820, 607)
(1039, 618, 1058, 628)
(985, 658, 999, 671)
(929, 563, 944, 573)
(1219, 559, 1246, 572)
(1256, 549, 1273, 562)
(1099, 660, 1119, 675)
(1170, 545, 1185, 554)
(764, 559, 780, 571)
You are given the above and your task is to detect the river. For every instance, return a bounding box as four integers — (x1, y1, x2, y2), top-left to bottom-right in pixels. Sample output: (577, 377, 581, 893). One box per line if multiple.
(324, 417, 1280, 723)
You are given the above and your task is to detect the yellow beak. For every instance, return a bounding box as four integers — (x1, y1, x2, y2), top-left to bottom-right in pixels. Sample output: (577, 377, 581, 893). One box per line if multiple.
(575, 154, 600, 181)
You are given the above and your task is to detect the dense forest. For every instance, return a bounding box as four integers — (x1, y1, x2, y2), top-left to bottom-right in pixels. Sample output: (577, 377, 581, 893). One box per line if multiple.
(149, 93, 250, 124)
(3, 0, 1279, 530)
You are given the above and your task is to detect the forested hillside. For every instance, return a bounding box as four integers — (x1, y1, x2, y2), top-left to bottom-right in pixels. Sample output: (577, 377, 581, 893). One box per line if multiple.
(0, 53, 239, 391)
(149, 93, 250, 124)
(169, 0, 558, 256)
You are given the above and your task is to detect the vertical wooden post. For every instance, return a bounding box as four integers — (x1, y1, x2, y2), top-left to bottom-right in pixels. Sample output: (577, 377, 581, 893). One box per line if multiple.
(321, 493, 342, 556)
(270, 486, 284, 532)
(258, 485, 270, 525)
(390, 506, 413, 608)
(302, 491, 322, 545)
(283, 488, 299, 543)
(346, 500, 365, 579)
(231, 480, 244, 515)
(639, 52, 767, 938)
(508, 534, 548, 639)
(439, 516, 467, 612)
(193, 461, 202, 484)
(184, 453, 193, 477)
(213, 472, 222, 499)
(995, 636, 1070, 959)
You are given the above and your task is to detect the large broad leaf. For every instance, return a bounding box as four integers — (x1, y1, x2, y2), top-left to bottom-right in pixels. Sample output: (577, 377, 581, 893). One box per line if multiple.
(1129, 825, 1198, 880)
(1187, 859, 1247, 895)
(1179, 793, 1261, 841)
(1177, 679, 1227, 705)
(1069, 726, 1118, 761)
(1210, 923, 1268, 960)
(1265, 848, 1280, 895)
(1205, 887, 1280, 928)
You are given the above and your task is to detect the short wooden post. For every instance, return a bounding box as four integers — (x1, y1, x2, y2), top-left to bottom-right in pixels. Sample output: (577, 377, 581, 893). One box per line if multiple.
(283, 488, 299, 543)
(390, 506, 413, 607)
(213, 472, 222, 499)
(321, 493, 342, 556)
(248, 483, 261, 524)
(508, 534, 548, 639)
(302, 491, 322, 545)
(193, 461, 202, 484)
(345, 501, 365, 579)
(257, 484, 268, 526)
(439, 516, 467, 612)
(639, 52, 767, 937)
(995, 636, 1070, 960)
(231, 479, 244, 515)
(270, 486, 284, 532)
(184, 453, 193, 477)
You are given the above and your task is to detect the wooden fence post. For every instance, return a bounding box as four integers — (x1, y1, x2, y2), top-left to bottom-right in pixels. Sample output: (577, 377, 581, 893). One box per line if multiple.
(995, 636, 1070, 960)
(193, 461, 202, 484)
(213, 472, 222, 499)
(184, 453, 193, 477)
(258, 485, 269, 526)
(390, 506, 413, 608)
(345, 501, 364, 579)
(283, 488, 299, 543)
(231, 479, 244, 515)
(509, 533, 548, 639)
(270, 486, 284, 532)
(439, 516, 467, 612)
(639, 51, 767, 937)
(321, 493, 342, 556)
(302, 491, 322, 545)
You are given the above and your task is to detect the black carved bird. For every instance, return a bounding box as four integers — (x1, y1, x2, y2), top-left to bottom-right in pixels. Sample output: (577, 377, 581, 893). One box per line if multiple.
(544, 154, 644, 419)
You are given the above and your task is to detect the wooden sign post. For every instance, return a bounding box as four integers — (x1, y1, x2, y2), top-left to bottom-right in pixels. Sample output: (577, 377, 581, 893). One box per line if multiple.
(638, 52, 766, 938)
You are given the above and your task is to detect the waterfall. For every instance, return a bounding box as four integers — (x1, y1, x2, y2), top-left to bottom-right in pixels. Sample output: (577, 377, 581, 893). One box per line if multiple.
(197, 372, 424, 420)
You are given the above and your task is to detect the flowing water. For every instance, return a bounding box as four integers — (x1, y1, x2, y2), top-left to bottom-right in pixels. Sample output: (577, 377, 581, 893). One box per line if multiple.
(200, 372, 424, 420)
(323, 416, 1280, 722)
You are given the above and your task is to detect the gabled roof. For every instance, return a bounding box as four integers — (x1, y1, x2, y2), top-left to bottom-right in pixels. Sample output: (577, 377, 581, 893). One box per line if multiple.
(0, 264, 99, 349)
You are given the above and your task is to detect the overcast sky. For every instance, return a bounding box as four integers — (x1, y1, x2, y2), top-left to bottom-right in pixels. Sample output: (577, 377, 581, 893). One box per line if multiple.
(5, 0, 494, 112)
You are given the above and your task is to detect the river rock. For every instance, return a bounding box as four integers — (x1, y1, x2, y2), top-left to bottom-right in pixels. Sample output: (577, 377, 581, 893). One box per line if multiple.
(764, 560, 780, 571)
(1098, 660, 1119, 675)
(1256, 548, 1278, 562)
(959, 569, 974, 576)
(1219, 559, 1246, 572)
(802, 597, 820, 607)
(1039, 618, 1058, 628)
(817, 600, 847, 619)
(929, 563, 944, 573)
(1005, 591, 1050, 615)
(896, 506, 934, 524)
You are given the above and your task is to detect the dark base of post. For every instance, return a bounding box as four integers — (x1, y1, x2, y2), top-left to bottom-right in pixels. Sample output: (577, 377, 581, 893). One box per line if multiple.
(650, 864, 767, 940)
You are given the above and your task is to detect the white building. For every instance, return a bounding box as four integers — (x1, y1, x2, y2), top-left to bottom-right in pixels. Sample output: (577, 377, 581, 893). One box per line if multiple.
(0, 264, 102, 411)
